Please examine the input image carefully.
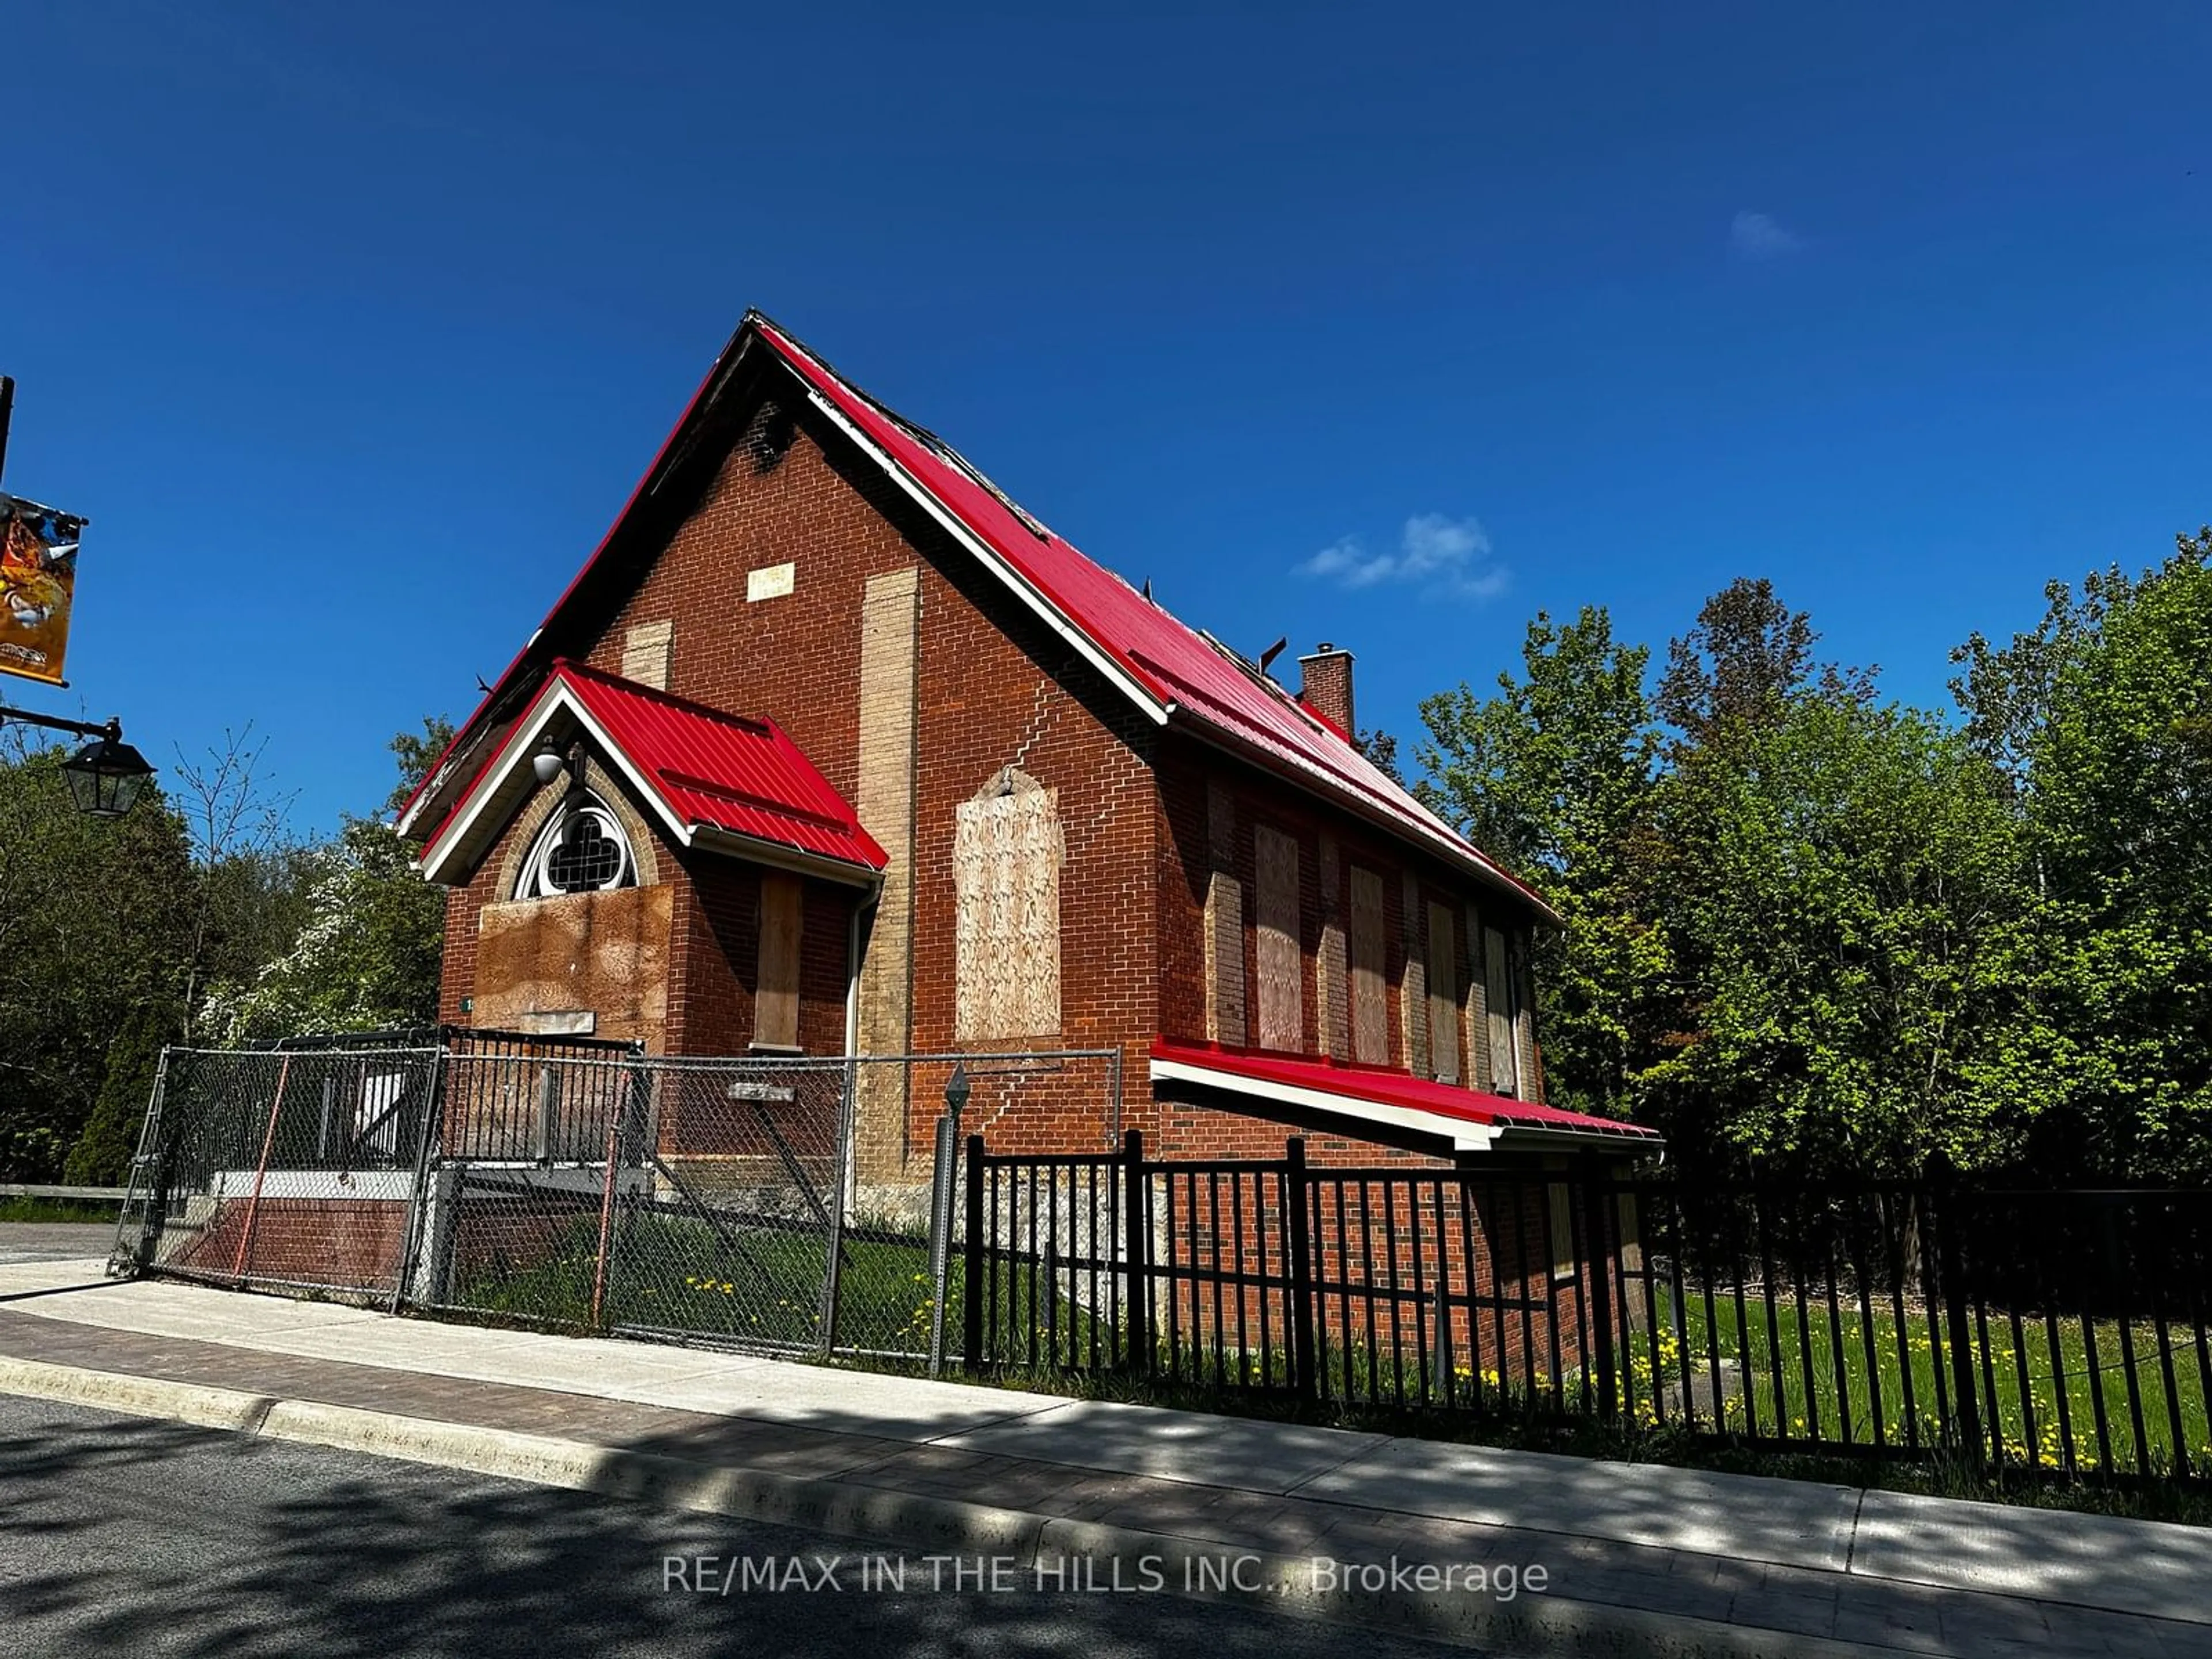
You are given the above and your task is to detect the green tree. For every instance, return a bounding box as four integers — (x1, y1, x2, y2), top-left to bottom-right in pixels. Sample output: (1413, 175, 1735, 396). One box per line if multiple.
(0, 739, 195, 1179)
(385, 715, 456, 816)
(1953, 532, 2212, 1177)
(1414, 607, 1665, 1117)
(62, 998, 176, 1184)
(200, 722, 450, 1043)
(1642, 696, 2025, 1178)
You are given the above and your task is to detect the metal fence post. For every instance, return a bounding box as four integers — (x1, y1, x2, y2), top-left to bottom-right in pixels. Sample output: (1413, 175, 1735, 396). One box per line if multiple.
(1927, 1154, 1984, 1466)
(533, 1065, 558, 1165)
(589, 1089, 626, 1330)
(230, 1054, 293, 1284)
(109, 1047, 173, 1279)
(391, 1048, 449, 1313)
(962, 1134, 986, 1375)
(1285, 1135, 1318, 1403)
(926, 1110, 960, 1377)
(1581, 1152, 1619, 1422)
(1122, 1130, 1150, 1372)
(817, 1059, 857, 1357)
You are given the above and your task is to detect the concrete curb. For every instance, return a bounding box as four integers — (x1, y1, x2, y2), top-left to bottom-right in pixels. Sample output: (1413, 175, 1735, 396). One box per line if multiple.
(0, 1355, 1917, 1657)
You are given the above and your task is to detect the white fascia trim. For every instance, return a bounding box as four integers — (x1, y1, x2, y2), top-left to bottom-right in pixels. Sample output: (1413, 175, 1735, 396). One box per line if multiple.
(688, 824, 886, 890)
(1149, 1055, 1503, 1156)
(801, 387, 1170, 728)
(395, 724, 496, 839)
(418, 683, 695, 886)
(1486, 1122, 1662, 1154)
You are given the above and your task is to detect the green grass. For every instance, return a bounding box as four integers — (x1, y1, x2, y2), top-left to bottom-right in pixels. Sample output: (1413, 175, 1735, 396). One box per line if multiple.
(0, 1197, 120, 1225)
(1618, 1284, 2212, 1478)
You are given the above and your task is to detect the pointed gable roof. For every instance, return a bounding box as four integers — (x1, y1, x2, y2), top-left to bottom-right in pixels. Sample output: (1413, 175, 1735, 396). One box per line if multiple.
(418, 661, 884, 888)
(398, 313, 1551, 920)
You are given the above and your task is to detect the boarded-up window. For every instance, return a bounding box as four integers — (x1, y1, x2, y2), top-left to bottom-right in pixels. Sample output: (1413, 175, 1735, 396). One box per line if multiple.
(1484, 925, 1517, 1096)
(622, 620, 673, 690)
(1545, 1157, 1576, 1281)
(1426, 900, 1458, 1085)
(1513, 935, 1541, 1103)
(1400, 873, 1429, 1077)
(755, 873, 802, 1049)
(955, 781, 1062, 1040)
(1254, 825, 1302, 1052)
(1349, 866, 1388, 1065)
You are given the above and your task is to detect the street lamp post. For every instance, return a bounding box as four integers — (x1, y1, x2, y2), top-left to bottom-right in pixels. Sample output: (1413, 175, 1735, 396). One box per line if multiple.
(0, 377, 148, 817)
(0, 704, 156, 818)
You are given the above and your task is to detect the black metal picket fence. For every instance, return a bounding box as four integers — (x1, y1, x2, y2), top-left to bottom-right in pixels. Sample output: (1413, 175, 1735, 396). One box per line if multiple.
(962, 1135, 2212, 1487)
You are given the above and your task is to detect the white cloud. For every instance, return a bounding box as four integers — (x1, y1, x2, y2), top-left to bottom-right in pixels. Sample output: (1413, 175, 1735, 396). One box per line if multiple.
(1297, 513, 1506, 600)
(1729, 210, 1804, 262)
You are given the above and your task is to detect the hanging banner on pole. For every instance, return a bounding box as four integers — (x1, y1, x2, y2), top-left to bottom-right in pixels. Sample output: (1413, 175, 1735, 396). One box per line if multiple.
(0, 492, 83, 687)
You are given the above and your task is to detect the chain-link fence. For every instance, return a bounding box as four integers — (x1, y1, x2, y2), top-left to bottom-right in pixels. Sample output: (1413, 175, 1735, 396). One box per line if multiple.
(114, 1036, 1122, 1367)
(114, 1044, 445, 1302)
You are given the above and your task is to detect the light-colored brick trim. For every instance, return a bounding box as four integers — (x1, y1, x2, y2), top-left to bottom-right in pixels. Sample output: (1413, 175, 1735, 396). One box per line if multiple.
(855, 567, 921, 1179)
(1316, 834, 1349, 1060)
(1400, 871, 1429, 1079)
(1463, 900, 1491, 1093)
(1202, 782, 1245, 1046)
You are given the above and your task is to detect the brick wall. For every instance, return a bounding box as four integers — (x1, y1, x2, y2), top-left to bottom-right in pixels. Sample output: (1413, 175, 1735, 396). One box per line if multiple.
(669, 856, 853, 1059)
(172, 1199, 408, 1293)
(1154, 731, 1541, 1095)
(438, 393, 1158, 1172)
(433, 370, 1543, 1175)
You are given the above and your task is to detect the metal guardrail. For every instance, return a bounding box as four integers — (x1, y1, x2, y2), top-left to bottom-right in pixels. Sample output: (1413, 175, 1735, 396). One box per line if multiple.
(1, 1184, 128, 1201)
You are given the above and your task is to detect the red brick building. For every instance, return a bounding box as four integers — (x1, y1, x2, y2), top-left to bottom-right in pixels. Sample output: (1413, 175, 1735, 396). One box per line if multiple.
(396, 313, 1656, 1199)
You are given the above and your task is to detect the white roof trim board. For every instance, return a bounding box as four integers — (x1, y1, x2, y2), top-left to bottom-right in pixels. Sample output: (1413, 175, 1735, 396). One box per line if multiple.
(1150, 1054, 1505, 1156)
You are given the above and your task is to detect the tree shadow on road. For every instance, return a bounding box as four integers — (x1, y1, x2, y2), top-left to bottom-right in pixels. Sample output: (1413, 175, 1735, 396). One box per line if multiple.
(0, 1402, 1461, 1659)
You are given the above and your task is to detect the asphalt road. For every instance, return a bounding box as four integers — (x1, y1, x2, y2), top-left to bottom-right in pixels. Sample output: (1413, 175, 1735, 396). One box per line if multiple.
(0, 1224, 116, 1264)
(0, 1396, 1488, 1658)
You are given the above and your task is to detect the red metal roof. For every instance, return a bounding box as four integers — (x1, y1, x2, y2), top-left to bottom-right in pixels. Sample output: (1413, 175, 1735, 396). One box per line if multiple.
(1151, 1037, 1660, 1144)
(399, 313, 1550, 918)
(751, 320, 1548, 914)
(424, 661, 885, 878)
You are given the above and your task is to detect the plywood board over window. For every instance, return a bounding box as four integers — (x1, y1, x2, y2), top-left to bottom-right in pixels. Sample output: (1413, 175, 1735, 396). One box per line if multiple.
(1426, 900, 1459, 1085)
(1253, 824, 1303, 1052)
(755, 873, 802, 1050)
(1349, 866, 1388, 1065)
(955, 778, 1063, 1041)
(1484, 925, 1518, 1097)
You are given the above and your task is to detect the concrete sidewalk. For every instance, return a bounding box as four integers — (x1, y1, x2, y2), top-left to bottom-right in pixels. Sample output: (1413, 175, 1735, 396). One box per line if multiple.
(2, 1254, 2208, 1657)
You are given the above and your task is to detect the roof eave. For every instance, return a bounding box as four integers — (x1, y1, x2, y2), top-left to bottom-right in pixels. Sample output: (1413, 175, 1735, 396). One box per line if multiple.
(687, 823, 886, 889)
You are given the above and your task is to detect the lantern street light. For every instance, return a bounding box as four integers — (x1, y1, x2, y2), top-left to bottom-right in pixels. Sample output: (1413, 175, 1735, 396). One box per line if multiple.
(1, 706, 155, 818)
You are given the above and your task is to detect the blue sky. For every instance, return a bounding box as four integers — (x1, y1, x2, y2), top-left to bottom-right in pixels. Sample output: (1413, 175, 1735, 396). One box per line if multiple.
(3, 2, 2206, 833)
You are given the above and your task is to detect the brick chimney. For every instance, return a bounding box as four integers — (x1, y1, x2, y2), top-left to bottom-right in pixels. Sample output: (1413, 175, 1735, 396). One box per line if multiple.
(1297, 643, 1355, 737)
